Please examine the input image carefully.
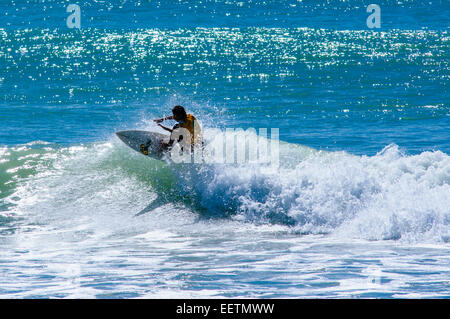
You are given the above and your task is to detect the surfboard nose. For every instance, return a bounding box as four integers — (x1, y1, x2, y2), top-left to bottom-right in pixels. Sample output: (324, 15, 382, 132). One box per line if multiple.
(115, 131, 134, 145)
(116, 130, 130, 140)
(115, 131, 126, 138)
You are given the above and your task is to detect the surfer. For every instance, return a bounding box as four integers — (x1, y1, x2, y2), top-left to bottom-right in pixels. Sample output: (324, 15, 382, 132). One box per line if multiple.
(153, 105, 202, 151)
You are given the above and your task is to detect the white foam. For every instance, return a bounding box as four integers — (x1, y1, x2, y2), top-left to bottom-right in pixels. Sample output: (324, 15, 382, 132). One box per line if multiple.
(177, 137, 450, 243)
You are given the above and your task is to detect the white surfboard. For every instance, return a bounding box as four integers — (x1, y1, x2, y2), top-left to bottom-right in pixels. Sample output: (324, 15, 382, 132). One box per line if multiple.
(116, 130, 170, 160)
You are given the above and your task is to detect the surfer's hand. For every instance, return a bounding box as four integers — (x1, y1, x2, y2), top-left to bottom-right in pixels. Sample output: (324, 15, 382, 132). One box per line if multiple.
(154, 118, 164, 123)
(157, 123, 173, 133)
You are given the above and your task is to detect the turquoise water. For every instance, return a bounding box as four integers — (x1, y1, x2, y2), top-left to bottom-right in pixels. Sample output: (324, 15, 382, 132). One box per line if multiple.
(0, 0, 449, 298)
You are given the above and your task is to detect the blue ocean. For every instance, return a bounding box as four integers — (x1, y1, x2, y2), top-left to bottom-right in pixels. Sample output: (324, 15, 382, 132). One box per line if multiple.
(0, 0, 449, 298)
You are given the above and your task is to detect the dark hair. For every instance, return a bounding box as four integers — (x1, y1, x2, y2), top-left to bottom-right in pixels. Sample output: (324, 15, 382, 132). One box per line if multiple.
(172, 105, 187, 119)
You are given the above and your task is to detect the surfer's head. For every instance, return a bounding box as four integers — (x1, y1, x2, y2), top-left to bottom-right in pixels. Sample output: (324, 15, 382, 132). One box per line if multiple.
(172, 105, 187, 122)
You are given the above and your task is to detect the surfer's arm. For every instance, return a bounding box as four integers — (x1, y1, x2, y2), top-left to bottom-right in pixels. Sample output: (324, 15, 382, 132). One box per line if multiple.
(157, 123, 173, 133)
(153, 115, 174, 123)
(161, 123, 180, 150)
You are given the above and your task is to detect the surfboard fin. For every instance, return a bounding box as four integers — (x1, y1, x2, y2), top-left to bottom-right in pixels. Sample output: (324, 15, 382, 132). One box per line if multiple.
(135, 196, 170, 216)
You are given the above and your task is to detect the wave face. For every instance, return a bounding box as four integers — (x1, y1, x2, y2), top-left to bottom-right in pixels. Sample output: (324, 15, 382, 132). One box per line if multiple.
(2, 132, 449, 244)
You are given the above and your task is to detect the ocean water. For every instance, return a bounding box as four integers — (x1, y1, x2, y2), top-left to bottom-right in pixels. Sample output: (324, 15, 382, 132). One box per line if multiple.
(0, 0, 449, 298)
